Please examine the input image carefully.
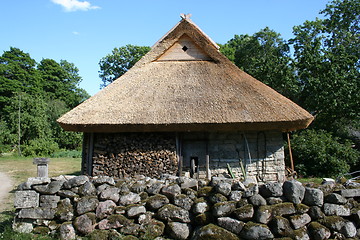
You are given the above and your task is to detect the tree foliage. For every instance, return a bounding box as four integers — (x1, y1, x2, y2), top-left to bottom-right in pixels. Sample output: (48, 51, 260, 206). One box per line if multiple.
(99, 44, 150, 88)
(0, 47, 88, 156)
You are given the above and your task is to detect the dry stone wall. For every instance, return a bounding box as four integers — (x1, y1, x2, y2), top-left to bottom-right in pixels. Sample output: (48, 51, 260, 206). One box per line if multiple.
(14, 175, 360, 240)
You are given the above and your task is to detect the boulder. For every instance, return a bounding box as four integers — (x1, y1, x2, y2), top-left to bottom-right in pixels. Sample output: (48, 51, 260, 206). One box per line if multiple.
(127, 205, 146, 218)
(308, 206, 325, 220)
(209, 193, 227, 204)
(271, 202, 296, 216)
(157, 204, 190, 223)
(303, 187, 323, 206)
(39, 195, 60, 208)
(248, 194, 267, 206)
(78, 181, 96, 196)
(142, 220, 165, 239)
(233, 204, 254, 221)
(212, 201, 236, 217)
(254, 206, 272, 224)
(292, 227, 310, 240)
(76, 196, 99, 215)
(324, 193, 347, 204)
(215, 182, 232, 196)
(59, 222, 76, 240)
(177, 177, 198, 190)
(166, 222, 191, 240)
(307, 222, 331, 240)
(146, 182, 164, 195)
(12, 221, 33, 234)
(18, 207, 56, 219)
(229, 191, 242, 202)
(240, 222, 274, 240)
(56, 198, 74, 221)
(146, 194, 169, 210)
(341, 188, 360, 198)
(63, 176, 89, 189)
(268, 216, 293, 237)
(174, 194, 193, 211)
(14, 190, 39, 208)
(283, 180, 305, 204)
(18, 177, 51, 190)
(73, 212, 96, 235)
(259, 182, 283, 198)
(33, 180, 64, 194)
(289, 213, 311, 229)
(192, 223, 240, 240)
(192, 201, 210, 215)
(217, 217, 245, 234)
(323, 203, 350, 216)
(96, 200, 116, 219)
(92, 176, 115, 186)
(99, 187, 120, 202)
(119, 192, 141, 206)
(242, 183, 259, 198)
(161, 184, 181, 199)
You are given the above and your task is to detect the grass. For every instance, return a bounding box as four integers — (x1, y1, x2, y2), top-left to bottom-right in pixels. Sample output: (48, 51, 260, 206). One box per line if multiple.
(0, 154, 81, 239)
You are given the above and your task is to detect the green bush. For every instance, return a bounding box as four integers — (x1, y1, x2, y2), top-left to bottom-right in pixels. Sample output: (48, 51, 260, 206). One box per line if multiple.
(290, 129, 359, 177)
(22, 138, 59, 157)
(51, 150, 82, 158)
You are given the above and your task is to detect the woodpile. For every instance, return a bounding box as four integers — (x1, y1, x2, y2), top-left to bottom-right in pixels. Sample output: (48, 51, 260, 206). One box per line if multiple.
(92, 133, 178, 178)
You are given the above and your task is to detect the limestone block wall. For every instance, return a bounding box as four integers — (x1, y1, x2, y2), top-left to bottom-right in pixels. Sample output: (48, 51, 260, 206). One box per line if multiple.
(13, 175, 360, 239)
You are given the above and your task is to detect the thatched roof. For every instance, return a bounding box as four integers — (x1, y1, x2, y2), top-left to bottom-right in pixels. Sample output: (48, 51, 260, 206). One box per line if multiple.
(58, 17, 313, 133)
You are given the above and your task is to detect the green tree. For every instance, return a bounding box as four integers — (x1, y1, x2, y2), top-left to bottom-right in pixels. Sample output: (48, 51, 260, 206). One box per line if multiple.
(220, 28, 299, 100)
(290, 0, 360, 130)
(0, 47, 41, 114)
(99, 44, 150, 88)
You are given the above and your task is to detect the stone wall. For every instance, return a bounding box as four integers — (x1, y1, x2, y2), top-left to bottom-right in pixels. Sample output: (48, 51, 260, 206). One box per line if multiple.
(14, 175, 360, 239)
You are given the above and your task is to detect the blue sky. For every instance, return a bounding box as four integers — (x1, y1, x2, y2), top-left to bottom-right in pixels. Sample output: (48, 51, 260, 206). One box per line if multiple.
(1, 0, 330, 96)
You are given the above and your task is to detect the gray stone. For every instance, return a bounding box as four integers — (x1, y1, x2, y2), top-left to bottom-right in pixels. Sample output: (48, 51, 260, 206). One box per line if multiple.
(174, 194, 193, 211)
(118, 192, 141, 206)
(308, 222, 331, 240)
(229, 191, 242, 201)
(271, 202, 296, 216)
(76, 196, 99, 215)
(303, 187, 323, 206)
(12, 221, 33, 233)
(323, 203, 350, 216)
(40, 195, 60, 208)
(18, 207, 56, 219)
(211, 177, 234, 186)
(290, 213, 311, 229)
(249, 194, 267, 206)
(193, 201, 210, 215)
(130, 182, 146, 193)
(59, 222, 76, 240)
(96, 183, 110, 194)
(166, 222, 191, 240)
(183, 188, 197, 200)
(146, 194, 169, 210)
(177, 177, 198, 190)
(127, 205, 146, 218)
(56, 198, 74, 221)
(233, 204, 254, 221)
(266, 197, 283, 205)
(99, 187, 120, 202)
(283, 180, 305, 204)
(157, 204, 190, 223)
(217, 217, 245, 234)
(254, 206, 272, 224)
(58, 190, 78, 198)
(259, 182, 283, 198)
(341, 221, 357, 238)
(63, 176, 89, 189)
(240, 222, 274, 240)
(78, 181, 96, 196)
(341, 188, 360, 198)
(138, 212, 154, 224)
(146, 182, 164, 195)
(161, 184, 181, 199)
(192, 223, 240, 240)
(14, 190, 39, 208)
(309, 206, 325, 220)
(293, 227, 310, 240)
(74, 212, 96, 235)
(215, 182, 232, 196)
(324, 193, 347, 204)
(209, 193, 227, 204)
(32, 180, 64, 195)
(242, 183, 259, 198)
(268, 216, 293, 237)
(92, 176, 115, 186)
(212, 201, 236, 217)
(18, 177, 51, 190)
(96, 200, 116, 219)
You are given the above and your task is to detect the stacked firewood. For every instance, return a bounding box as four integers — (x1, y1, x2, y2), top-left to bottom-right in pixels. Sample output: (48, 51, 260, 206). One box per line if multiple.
(92, 133, 178, 178)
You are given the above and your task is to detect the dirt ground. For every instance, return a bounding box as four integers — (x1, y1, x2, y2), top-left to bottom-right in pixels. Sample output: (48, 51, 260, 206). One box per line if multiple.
(0, 172, 13, 212)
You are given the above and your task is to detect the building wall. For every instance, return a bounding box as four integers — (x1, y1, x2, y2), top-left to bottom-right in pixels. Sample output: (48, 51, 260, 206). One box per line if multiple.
(84, 131, 286, 182)
(181, 131, 286, 182)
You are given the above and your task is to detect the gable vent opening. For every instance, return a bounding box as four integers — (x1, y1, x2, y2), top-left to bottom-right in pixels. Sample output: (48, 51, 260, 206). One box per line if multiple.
(182, 46, 188, 52)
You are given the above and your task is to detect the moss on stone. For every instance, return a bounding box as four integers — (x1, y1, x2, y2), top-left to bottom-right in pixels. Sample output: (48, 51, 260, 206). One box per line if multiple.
(87, 229, 109, 240)
(194, 223, 240, 240)
(195, 212, 213, 225)
(108, 214, 133, 226)
(198, 186, 214, 197)
(271, 202, 295, 216)
(122, 236, 139, 240)
(295, 203, 310, 214)
(141, 220, 165, 239)
(291, 227, 308, 239)
(32, 226, 49, 235)
(194, 197, 206, 204)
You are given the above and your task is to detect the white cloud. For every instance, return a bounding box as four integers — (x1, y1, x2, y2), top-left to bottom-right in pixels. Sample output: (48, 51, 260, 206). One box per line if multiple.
(72, 31, 80, 35)
(51, 0, 100, 12)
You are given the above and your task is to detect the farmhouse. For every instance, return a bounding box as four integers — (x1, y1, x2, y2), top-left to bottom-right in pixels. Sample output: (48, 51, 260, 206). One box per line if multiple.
(57, 16, 313, 182)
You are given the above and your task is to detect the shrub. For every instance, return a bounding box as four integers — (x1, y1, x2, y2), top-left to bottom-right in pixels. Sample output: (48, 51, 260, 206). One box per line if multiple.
(22, 138, 59, 157)
(290, 129, 359, 177)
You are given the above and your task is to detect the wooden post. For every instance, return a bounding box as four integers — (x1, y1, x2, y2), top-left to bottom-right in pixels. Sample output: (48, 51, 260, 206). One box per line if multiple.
(86, 133, 94, 176)
(176, 133, 183, 176)
(287, 132, 294, 171)
(191, 158, 196, 178)
(206, 154, 211, 180)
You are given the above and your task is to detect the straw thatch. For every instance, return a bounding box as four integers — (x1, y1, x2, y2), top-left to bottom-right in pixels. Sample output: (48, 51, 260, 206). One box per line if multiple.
(57, 18, 313, 132)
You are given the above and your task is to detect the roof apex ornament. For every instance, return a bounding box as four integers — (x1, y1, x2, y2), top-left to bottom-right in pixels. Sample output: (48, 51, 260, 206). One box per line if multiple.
(180, 13, 192, 20)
